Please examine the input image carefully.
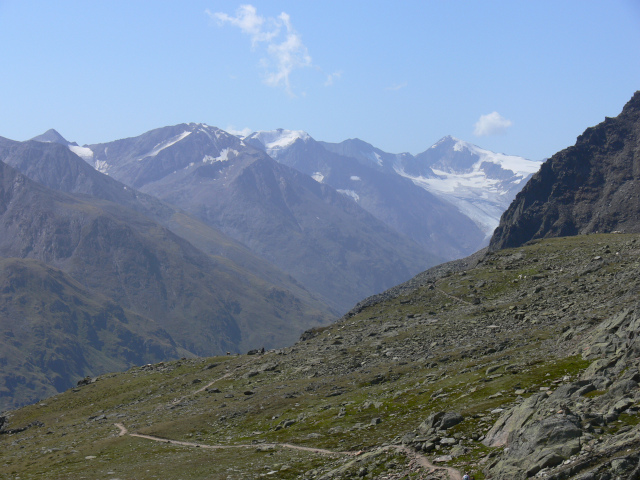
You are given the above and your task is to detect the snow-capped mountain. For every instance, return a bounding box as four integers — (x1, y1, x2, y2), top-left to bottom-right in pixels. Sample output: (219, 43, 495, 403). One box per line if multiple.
(36, 123, 539, 307)
(79, 123, 245, 186)
(73, 124, 440, 313)
(399, 136, 542, 236)
(246, 130, 486, 260)
(244, 129, 311, 159)
(320, 135, 542, 238)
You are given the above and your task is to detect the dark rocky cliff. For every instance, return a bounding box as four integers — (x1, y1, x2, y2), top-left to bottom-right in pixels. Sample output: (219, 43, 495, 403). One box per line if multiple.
(490, 91, 640, 250)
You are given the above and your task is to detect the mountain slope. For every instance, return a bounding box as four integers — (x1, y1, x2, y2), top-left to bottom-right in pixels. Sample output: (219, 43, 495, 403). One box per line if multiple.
(247, 130, 485, 260)
(490, 91, 640, 251)
(2, 136, 334, 320)
(3, 233, 640, 479)
(0, 257, 182, 411)
(0, 159, 332, 356)
(83, 124, 439, 312)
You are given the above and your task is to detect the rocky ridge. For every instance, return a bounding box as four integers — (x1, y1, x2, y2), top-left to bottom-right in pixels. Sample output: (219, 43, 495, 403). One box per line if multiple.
(490, 90, 640, 250)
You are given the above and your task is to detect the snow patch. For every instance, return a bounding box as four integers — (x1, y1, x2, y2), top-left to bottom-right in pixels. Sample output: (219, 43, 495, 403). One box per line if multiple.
(366, 151, 383, 166)
(337, 189, 360, 202)
(94, 160, 110, 174)
(247, 129, 310, 158)
(203, 148, 238, 163)
(446, 138, 540, 177)
(69, 145, 94, 161)
(311, 172, 324, 183)
(140, 131, 191, 159)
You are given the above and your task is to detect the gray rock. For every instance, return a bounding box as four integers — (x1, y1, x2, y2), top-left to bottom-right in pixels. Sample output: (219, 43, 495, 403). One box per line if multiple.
(422, 442, 435, 452)
(548, 380, 591, 401)
(418, 411, 464, 433)
(483, 393, 547, 447)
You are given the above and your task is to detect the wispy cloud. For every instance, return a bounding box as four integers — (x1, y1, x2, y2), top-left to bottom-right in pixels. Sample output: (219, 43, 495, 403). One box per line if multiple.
(324, 70, 342, 87)
(386, 82, 408, 91)
(208, 5, 278, 46)
(209, 5, 330, 97)
(473, 111, 512, 136)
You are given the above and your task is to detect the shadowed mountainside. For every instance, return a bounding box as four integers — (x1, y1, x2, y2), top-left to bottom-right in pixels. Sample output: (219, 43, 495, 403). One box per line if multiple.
(490, 91, 640, 251)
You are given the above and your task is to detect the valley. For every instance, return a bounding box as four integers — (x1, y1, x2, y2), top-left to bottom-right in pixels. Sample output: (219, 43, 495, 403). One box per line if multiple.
(1, 90, 639, 478)
(2, 233, 640, 478)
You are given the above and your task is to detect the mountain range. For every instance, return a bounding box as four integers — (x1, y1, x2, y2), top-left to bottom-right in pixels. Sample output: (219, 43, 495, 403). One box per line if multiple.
(0, 139, 334, 409)
(78, 124, 441, 312)
(71, 123, 539, 304)
(2, 89, 640, 479)
(0, 116, 539, 410)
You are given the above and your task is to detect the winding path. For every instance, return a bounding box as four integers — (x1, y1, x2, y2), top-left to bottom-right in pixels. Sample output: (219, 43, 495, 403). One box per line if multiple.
(115, 422, 349, 456)
(113, 358, 463, 480)
(114, 423, 462, 479)
(392, 445, 462, 480)
(433, 280, 472, 306)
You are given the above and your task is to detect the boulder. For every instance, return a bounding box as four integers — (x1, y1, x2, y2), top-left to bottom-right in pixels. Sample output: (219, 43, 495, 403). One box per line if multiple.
(418, 411, 463, 433)
(483, 393, 546, 447)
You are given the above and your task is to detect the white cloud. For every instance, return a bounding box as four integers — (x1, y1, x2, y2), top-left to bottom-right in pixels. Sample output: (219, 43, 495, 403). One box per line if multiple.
(209, 5, 316, 97)
(225, 125, 252, 137)
(473, 112, 513, 136)
(207, 5, 278, 47)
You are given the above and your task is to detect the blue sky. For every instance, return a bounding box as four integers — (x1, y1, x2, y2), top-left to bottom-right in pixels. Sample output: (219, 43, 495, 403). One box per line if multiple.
(0, 1, 638, 160)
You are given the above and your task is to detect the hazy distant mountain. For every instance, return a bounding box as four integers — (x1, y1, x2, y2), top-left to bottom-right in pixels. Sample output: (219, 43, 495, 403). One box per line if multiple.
(321, 135, 541, 239)
(0, 133, 341, 407)
(79, 124, 439, 312)
(247, 129, 485, 260)
(318, 137, 414, 175)
(30, 128, 74, 146)
(0, 158, 332, 355)
(405, 136, 541, 236)
(8, 136, 330, 320)
(490, 90, 640, 250)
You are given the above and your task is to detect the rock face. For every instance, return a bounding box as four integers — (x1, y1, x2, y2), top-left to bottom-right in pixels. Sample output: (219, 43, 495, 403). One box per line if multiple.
(490, 91, 640, 251)
(478, 305, 640, 479)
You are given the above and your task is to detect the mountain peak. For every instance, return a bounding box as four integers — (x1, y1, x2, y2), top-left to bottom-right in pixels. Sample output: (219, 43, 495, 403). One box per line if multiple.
(31, 129, 74, 146)
(244, 129, 311, 158)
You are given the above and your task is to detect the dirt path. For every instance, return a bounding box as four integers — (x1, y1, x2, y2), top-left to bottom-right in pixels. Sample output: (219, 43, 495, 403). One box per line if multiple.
(114, 423, 348, 456)
(114, 356, 463, 480)
(114, 423, 463, 479)
(433, 281, 472, 306)
(392, 445, 463, 480)
(115, 422, 128, 436)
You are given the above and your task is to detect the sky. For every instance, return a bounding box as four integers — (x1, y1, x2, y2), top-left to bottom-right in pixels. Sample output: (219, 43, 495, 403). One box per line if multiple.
(0, 1, 639, 161)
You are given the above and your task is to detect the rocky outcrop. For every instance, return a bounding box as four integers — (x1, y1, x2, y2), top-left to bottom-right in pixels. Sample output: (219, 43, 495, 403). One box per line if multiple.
(480, 306, 640, 479)
(490, 91, 640, 251)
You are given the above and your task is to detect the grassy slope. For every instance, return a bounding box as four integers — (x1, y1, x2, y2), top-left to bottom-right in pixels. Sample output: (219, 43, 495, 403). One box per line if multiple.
(2, 233, 640, 479)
